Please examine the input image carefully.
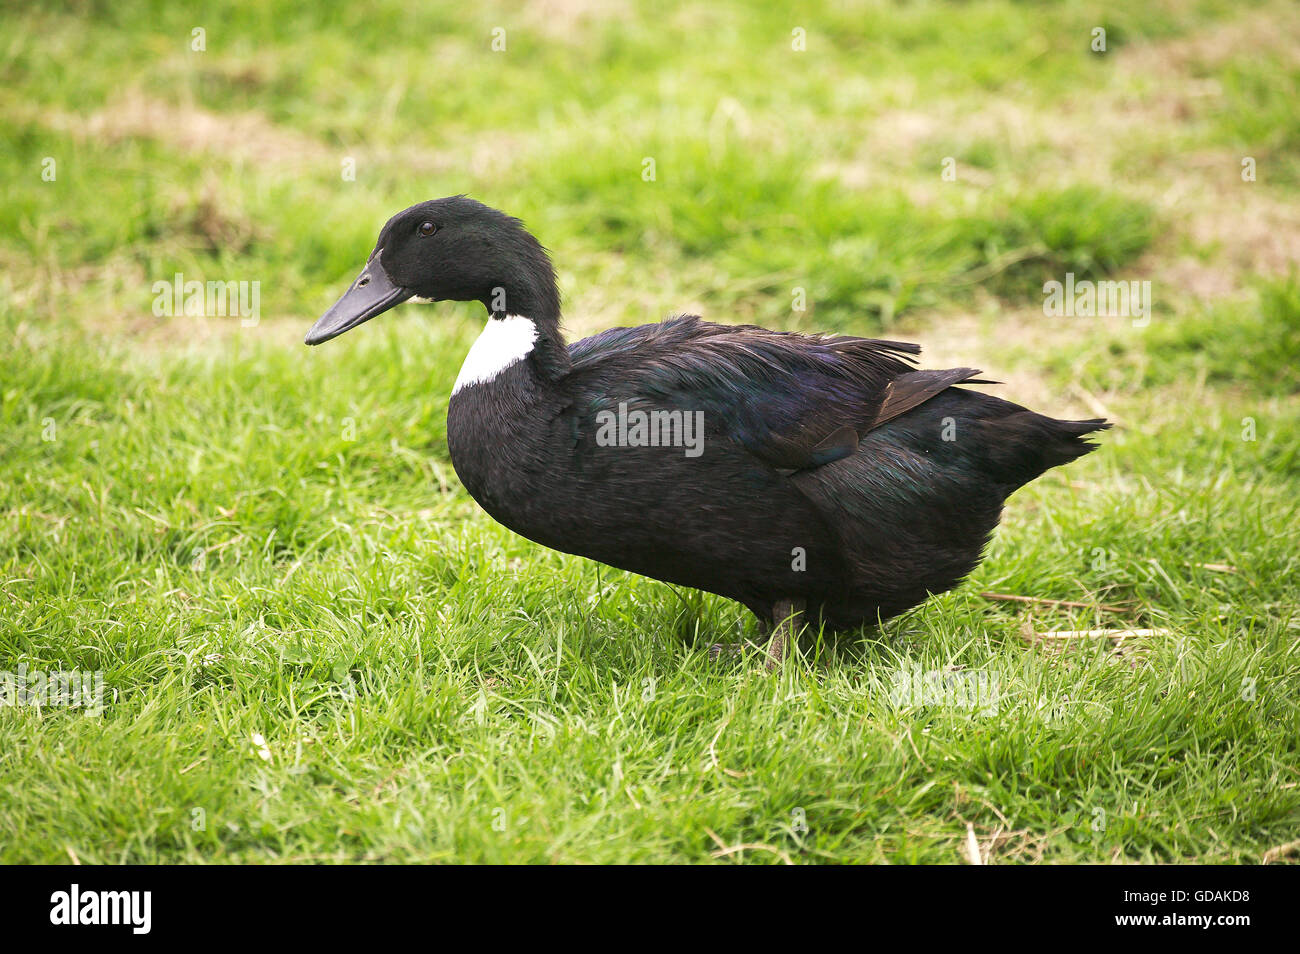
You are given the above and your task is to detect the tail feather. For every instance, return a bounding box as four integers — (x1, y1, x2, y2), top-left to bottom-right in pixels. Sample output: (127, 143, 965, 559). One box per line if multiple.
(1044, 416, 1111, 465)
(993, 413, 1110, 485)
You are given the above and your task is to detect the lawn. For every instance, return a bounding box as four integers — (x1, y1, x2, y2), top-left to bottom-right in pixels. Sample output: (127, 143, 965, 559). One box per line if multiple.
(1, 0, 1297, 863)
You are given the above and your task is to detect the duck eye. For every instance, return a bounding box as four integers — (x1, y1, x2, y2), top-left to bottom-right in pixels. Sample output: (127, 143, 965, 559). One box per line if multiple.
(418, 221, 436, 236)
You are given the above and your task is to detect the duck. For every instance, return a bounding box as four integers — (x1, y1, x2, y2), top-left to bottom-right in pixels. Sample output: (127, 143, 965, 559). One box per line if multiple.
(304, 196, 1109, 668)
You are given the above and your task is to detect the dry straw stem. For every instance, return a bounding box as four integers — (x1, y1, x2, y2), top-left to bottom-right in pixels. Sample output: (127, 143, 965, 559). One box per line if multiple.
(964, 823, 983, 865)
(981, 591, 1131, 614)
(1033, 629, 1170, 640)
(705, 828, 794, 865)
(1262, 839, 1300, 865)
(1018, 622, 1170, 660)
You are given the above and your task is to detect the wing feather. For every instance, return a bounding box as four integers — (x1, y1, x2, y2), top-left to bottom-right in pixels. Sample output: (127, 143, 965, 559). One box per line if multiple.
(563, 316, 985, 472)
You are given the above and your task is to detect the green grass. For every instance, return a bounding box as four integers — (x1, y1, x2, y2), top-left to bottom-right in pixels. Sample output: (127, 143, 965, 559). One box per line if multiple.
(1, 0, 1298, 863)
(1046, 277, 1300, 398)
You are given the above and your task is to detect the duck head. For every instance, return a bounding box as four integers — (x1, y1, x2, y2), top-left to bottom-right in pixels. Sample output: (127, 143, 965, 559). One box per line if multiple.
(304, 196, 560, 345)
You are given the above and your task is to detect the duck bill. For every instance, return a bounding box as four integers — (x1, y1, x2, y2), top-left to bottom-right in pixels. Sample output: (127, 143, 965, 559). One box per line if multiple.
(304, 252, 413, 345)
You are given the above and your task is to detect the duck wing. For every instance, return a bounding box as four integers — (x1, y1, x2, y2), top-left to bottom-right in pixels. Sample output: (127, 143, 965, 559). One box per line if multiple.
(563, 315, 986, 472)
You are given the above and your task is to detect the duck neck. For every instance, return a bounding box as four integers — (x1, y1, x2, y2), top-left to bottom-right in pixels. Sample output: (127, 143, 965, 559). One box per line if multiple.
(496, 307, 568, 382)
(451, 300, 568, 399)
(483, 269, 568, 382)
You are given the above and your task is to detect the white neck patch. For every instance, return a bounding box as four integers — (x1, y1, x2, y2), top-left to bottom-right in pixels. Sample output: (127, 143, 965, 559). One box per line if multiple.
(452, 315, 538, 395)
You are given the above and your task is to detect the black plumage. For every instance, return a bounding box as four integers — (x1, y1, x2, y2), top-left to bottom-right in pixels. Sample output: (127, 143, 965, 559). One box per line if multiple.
(305, 197, 1109, 665)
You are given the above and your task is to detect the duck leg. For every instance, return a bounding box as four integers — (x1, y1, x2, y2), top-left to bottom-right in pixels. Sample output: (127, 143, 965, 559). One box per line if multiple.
(765, 598, 806, 671)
